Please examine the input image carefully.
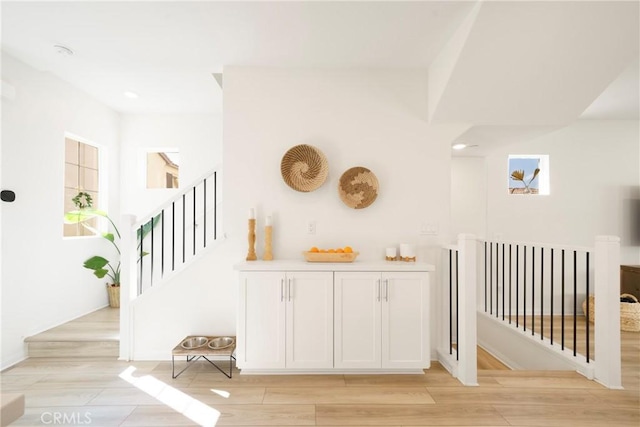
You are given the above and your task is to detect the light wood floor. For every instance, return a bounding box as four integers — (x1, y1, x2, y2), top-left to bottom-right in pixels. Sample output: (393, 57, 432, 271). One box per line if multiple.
(2, 309, 638, 426)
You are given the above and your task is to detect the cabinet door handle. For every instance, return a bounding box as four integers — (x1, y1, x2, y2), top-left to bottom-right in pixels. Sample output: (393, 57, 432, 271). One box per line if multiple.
(377, 279, 381, 301)
(288, 279, 292, 302)
(281, 279, 285, 302)
(384, 279, 389, 301)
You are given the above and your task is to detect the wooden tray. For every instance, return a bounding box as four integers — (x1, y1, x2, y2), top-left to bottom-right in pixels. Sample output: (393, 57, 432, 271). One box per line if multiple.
(303, 251, 359, 263)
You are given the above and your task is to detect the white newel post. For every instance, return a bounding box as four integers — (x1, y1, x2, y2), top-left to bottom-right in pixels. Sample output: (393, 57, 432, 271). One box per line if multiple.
(457, 234, 478, 386)
(594, 235, 622, 389)
(119, 214, 137, 361)
(439, 248, 451, 366)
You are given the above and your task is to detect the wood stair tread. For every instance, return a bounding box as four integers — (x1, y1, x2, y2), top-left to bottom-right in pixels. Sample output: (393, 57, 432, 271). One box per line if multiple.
(25, 334, 119, 342)
(25, 307, 119, 358)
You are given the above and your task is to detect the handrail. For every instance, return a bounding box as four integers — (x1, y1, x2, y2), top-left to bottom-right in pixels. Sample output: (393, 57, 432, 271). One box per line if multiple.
(131, 166, 221, 295)
(133, 165, 222, 229)
(477, 237, 592, 254)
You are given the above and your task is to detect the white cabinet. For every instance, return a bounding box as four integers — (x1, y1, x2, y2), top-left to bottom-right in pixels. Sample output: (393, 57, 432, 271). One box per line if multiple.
(335, 271, 430, 370)
(334, 272, 381, 369)
(237, 271, 285, 369)
(237, 271, 333, 370)
(236, 261, 433, 373)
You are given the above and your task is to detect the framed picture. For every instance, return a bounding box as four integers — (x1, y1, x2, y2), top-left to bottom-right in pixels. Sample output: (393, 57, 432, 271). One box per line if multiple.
(508, 155, 549, 195)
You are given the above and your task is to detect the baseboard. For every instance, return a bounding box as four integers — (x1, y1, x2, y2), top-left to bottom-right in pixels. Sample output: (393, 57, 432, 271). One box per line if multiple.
(237, 368, 427, 375)
(26, 304, 110, 340)
(0, 354, 27, 372)
(436, 348, 458, 378)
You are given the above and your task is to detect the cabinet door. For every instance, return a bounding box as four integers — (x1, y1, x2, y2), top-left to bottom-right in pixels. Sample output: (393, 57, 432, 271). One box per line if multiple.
(381, 272, 430, 369)
(238, 272, 286, 369)
(334, 272, 382, 369)
(285, 271, 334, 369)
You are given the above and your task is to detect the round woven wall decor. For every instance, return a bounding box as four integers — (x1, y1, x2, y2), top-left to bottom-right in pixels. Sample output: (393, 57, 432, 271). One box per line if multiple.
(280, 144, 329, 192)
(338, 166, 379, 209)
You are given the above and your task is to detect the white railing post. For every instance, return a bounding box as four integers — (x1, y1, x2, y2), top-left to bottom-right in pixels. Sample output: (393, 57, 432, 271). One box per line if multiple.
(457, 233, 478, 386)
(594, 235, 622, 389)
(440, 248, 451, 362)
(119, 214, 137, 361)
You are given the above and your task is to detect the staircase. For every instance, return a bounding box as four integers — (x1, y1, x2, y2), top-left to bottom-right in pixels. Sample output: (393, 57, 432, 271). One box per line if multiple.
(24, 307, 119, 358)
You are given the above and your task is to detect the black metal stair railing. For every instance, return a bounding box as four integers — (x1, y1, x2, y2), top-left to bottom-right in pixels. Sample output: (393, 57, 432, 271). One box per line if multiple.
(446, 247, 460, 361)
(136, 169, 219, 296)
(481, 240, 592, 363)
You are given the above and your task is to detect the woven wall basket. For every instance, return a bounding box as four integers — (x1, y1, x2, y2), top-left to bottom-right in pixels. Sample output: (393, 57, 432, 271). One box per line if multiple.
(582, 293, 640, 332)
(338, 166, 379, 209)
(280, 144, 329, 192)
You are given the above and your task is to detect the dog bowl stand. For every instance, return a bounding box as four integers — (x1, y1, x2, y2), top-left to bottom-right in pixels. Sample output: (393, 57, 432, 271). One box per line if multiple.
(171, 335, 236, 379)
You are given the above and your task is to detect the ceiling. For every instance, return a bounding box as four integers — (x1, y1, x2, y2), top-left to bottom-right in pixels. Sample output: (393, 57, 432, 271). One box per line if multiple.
(1, 1, 475, 114)
(1, 1, 638, 156)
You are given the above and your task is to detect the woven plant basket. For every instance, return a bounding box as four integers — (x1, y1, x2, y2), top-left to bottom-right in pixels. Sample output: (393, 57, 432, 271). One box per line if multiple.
(582, 293, 640, 332)
(106, 284, 120, 308)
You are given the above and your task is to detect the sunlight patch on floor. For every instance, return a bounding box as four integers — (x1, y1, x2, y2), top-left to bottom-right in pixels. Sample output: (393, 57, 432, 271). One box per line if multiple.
(211, 389, 230, 398)
(119, 366, 221, 426)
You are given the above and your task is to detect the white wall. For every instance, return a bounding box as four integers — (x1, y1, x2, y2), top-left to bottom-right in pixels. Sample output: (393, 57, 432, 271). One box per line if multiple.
(119, 114, 222, 217)
(118, 114, 224, 360)
(451, 157, 486, 238)
(130, 67, 466, 359)
(485, 120, 640, 264)
(1, 52, 121, 369)
(223, 67, 455, 261)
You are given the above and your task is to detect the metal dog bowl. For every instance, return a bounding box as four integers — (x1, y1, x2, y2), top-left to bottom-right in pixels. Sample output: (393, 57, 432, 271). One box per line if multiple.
(208, 336, 235, 350)
(180, 336, 209, 350)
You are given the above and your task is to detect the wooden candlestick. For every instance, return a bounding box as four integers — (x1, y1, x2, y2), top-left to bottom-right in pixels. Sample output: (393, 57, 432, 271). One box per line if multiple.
(246, 219, 257, 261)
(263, 225, 273, 261)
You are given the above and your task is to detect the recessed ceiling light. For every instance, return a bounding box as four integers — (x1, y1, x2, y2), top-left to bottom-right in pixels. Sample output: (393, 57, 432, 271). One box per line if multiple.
(53, 45, 74, 56)
(452, 143, 467, 150)
(124, 91, 139, 99)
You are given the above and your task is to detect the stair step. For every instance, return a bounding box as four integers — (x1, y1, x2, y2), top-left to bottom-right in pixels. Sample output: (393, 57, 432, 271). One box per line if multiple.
(24, 307, 120, 358)
(27, 340, 119, 357)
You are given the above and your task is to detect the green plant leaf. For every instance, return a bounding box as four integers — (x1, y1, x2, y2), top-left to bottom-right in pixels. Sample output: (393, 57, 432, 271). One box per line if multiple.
(137, 214, 162, 242)
(83, 256, 109, 270)
(64, 211, 97, 224)
(64, 208, 106, 223)
(93, 268, 109, 279)
(83, 208, 109, 218)
(66, 197, 122, 284)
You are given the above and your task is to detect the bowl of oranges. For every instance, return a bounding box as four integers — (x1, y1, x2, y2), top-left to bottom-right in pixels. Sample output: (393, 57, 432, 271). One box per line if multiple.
(303, 246, 358, 263)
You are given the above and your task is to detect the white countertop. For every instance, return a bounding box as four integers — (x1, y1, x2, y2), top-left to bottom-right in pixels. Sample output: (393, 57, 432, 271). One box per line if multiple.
(234, 259, 435, 272)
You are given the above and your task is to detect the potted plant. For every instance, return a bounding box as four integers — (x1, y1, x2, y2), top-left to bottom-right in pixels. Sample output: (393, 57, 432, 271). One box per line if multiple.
(64, 191, 121, 308)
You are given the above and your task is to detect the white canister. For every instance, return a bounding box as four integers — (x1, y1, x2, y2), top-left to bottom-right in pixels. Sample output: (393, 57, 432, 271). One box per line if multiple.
(385, 247, 397, 258)
(399, 243, 416, 258)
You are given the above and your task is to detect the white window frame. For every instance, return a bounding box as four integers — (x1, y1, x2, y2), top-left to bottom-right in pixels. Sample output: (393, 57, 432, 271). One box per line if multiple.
(63, 132, 109, 238)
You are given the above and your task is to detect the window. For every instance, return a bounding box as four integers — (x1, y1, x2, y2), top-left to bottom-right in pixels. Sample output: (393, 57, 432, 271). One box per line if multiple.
(64, 136, 99, 236)
(508, 154, 550, 195)
(147, 151, 179, 189)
